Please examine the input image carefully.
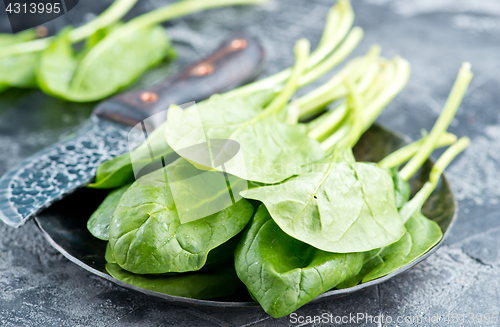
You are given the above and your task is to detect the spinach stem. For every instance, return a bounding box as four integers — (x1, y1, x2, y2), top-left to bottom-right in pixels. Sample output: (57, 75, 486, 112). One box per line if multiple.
(223, 0, 357, 99)
(0, 0, 138, 57)
(378, 132, 457, 169)
(307, 103, 348, 141)
(399, 137, 470, 223)
(299, 46, 380, 123)
(226, 39, 310, 134)
(262, 39, 310, 115)
(127, 0, 268, 29)
(399, 63, 473, 181)
(320, 57, 410, 153)
(69, 0, 138, 41)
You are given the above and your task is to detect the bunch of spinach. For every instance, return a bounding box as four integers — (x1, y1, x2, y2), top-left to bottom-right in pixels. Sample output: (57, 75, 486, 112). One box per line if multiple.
(0, 0, 266, 101)
(86, 0, 471, 315)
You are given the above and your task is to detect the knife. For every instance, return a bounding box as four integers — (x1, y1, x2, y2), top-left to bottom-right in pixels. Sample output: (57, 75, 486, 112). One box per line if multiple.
(0, 33, 264, 228)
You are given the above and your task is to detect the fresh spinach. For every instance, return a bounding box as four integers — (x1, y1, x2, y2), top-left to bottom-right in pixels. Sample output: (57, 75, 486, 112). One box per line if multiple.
(108, 159, 254, 274)
(106, 262, 243, 299)
(361, 211, 442, 282)
(87, 183, 131, 240)
(244, 147, 406, 253)
(36, 26, 174, 102)
(234, 205, 363, 318)
(89, 119, 176, 189)
(164, 40, 325, 184)
(165, 94, 324, 183)
(2, 0, 265, 100)
(0, 30, 39, 92)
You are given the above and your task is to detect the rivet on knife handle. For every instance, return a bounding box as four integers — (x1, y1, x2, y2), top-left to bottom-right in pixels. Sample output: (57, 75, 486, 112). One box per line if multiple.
(94, 33, 265, 128)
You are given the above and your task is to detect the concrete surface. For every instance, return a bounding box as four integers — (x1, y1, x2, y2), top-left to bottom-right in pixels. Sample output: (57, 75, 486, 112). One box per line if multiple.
(0, 0, 499, 326)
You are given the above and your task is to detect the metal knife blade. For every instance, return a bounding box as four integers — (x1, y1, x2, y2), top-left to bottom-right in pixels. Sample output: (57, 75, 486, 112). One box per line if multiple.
(0, 33, 264, 228)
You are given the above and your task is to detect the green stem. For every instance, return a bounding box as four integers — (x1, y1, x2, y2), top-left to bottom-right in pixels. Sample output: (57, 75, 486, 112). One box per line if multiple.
(297, 27, 363, 87)
(297, 46, 380, 120)
(0, 0, 138, 57)
(127, 0, 267, 29)
(361, 57, 410, 131)
(262, 39, 310, 115)
(399, 63, 473, 181)
(69, 0, 138, 41)
(320, 57, 410, 153)
(223, 1, 357, 99)
(378, 132, 457, 169)
(308, 103, 348, 141)
(399, 137, 470, 223)
(344, 82, 364, 148)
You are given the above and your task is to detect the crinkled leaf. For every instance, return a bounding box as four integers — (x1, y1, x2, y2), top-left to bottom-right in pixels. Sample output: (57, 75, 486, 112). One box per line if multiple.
(164, 94, 324, 183)
(361, 211, 442, 282)
(245, 149, 406, 253)
(87, 183, 131, 240)
(106, 262, 242, 300)
(235, 205, 363, 318)
(0, 30, 39, 92)
(105, 230, 241, 271)
(109, 160, 254, 274)
(36, 24, 173, 102)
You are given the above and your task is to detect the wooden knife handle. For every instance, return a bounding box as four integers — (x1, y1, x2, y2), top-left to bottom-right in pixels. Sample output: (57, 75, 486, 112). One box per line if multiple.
(94, 33, 264, 127)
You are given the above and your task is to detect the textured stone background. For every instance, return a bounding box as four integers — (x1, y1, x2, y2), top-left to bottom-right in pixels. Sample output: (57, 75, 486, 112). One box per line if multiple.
(1, 0, 500, 326)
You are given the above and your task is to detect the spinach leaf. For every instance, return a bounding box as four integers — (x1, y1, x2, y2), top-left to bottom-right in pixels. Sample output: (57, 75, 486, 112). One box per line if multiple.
(108, 160, 254, 274)
(89, 154, 136, 189)
(106, 262, 243, 300)
(87, 183, 131, 240)
(105, 229, 242, 271)
(89, 119, 176, 189)
(36, 24, 174, 102)
(361, 211, 442, 282)
(235, 205, 363, 318)
(244, 148, 406, 253)
(164, 94, 324, 183)
(0, 30, 39, 92)
(391, 168, 411, 209)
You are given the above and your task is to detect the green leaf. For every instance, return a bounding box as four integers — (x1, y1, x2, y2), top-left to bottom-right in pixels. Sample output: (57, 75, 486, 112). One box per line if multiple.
(88, 153, 136, 189)
(164, 93, 324, 183)
(36, 24, 173, 102)
(108, 160, 254, 274)
(106, 262, 243, 300)
(90, 90, 275, 189)
(0, 30, 39, 92)
(105, 229, 241, 271)
(87, 183, 131, 240)
(391, 168, 411, 209)
(89, 118, 176, 189)
(244, 148, 406, 253)
(235, 205, 363, 318)
(361, 211, 442, 282)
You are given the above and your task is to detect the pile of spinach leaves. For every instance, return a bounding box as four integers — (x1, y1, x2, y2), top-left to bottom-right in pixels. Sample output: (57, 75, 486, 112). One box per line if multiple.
(86, 0, 472, 318)
(0, 0, 265, 101)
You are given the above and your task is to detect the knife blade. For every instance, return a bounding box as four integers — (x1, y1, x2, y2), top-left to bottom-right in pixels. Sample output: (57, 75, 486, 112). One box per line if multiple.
(0, 33, 264, 228)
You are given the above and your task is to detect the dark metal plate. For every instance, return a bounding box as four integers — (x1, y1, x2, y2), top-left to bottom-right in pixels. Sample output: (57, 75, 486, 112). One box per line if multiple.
(33, 124, 456, 310)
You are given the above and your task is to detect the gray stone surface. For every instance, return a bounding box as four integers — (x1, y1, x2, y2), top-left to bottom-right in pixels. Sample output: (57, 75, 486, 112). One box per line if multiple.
(1, 0, 500, 326)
